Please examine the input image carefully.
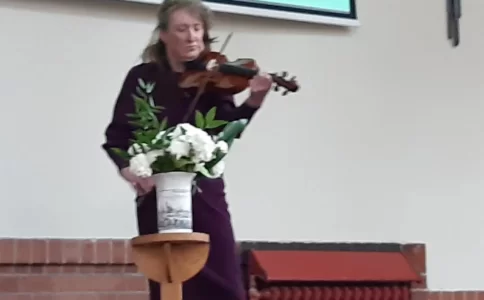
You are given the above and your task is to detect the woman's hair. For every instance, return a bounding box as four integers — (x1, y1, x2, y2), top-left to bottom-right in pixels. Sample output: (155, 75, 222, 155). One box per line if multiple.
(141, 0, 216, 64)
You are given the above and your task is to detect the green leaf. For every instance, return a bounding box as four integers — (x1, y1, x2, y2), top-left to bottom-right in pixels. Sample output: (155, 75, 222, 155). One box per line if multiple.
(205, 119, 228, 129)
(173, 158, 191, 169)
(218, 119, 248, 142)
(134, 97, 150, 109)
(128, 120, 145, 127)
(131, 94, 146, 105)
(205, 107, 217, 123)
(204, 152, 226, 171)
(204, 119, 247, 170)
(152, 154, 177, 173)
(197, 165, 219, 178)
(195, 111, 205, 128)
(159, 117, 168, 131)
(111, 148, 131, 161)
(148, 96, 155, 107)
(136, 86, 147, 99)
(145, 82, 155, 93)
(138, 78, 146, 89)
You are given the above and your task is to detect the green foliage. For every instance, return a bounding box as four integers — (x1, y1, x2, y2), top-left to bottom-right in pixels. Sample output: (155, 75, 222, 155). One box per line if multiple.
(111, 147, 131, 160)
(110, 76, 248, 178)
(129, 79, 167, 145)
(110, 78, 165, 160)
(194, 107, 228, 130)
(205, 119, 248, 170)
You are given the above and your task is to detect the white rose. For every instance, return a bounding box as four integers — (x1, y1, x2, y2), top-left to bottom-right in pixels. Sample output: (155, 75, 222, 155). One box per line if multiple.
(216, 141, 228, 154)
(146, 149, 165, 164)
(167, 137, 190, 159)
(191, 131, 217, 162)
(129, 153, 153, 178)
(210, 160, 225, 178)
(171, 123, 198, 138)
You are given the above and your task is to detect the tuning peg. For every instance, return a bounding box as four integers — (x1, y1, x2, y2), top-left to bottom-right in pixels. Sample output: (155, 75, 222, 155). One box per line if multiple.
(290, 76, 296, 82)
(282, 90, 289, 96)
(274, 85, 279, 91)
(281, 71, 288, 78)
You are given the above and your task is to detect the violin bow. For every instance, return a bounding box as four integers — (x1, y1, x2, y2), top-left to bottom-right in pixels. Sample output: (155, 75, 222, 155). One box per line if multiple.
(182, 32, 234, 122)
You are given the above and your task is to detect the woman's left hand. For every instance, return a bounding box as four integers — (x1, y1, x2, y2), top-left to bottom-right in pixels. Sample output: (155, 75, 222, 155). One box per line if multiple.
(246, 72, 273, 107)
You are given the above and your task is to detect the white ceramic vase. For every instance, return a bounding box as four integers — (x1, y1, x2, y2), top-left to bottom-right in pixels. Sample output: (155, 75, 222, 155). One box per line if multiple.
(153, 171, 196, 233)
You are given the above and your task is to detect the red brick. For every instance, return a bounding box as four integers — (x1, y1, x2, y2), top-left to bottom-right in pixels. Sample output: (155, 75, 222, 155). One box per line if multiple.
(95, 240, 112, 264)
(0, 238, 148, 299)
(0, 239, 15, 264)
(441, 292, 455, 300)
(15, 240, 31, 264)
(14, 274, 146, 293)
(32, 295, 101, 300)
(43, 265, 62, 273)
(111, 240, 127, 264)
(61, 240, 81, 264)
(413, 290, 428, 300)
(126, 242, 134, 264)
(468, 291, 479, 300)
(0, 295, 33, 300)
(0, 276, 20, 292)
(31, 240, 47, 264)
(80, 240, 95, 264)
(46, 240, 63, 264)
(454, 291, 468, 300)
(116, 293, 149, 300)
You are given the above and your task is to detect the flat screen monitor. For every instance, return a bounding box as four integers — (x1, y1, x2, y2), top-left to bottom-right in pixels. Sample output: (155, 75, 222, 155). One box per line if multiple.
(125, 0, 358, 27)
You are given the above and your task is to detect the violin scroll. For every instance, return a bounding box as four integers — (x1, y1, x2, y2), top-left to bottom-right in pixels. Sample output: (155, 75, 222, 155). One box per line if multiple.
(270, 71, 299, 96)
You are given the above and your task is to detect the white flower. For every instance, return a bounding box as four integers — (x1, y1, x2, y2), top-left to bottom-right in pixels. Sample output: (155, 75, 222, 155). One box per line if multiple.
(129, 153, 153, 178)
(146, 149, 165, 164)
(170, 123, 198, 138)
(193, 163, 204, 172)
(210, 160, 225, 178)
(216, 141, 228, 154)
(192, 140, 216, 162)
(128, 143, 150, 155)
(167, 137, 191, 159)
(166, 123, 218, 163)
(152, 130, 166, 144)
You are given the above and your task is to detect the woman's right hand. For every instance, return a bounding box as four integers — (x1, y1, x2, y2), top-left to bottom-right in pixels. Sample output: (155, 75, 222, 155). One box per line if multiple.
(120, 167, 155, 196)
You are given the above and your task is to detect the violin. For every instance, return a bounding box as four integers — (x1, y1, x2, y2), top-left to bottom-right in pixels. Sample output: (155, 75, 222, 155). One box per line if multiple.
(179, 50, 300, 96)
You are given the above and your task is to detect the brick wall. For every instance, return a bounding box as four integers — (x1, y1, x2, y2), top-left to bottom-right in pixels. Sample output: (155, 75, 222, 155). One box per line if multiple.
(0, 239, 148, 299)
(0, 238, 481, 300)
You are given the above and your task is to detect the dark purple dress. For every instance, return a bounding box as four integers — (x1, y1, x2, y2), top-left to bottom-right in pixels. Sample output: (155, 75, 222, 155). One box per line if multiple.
(101, 62, 259, 300)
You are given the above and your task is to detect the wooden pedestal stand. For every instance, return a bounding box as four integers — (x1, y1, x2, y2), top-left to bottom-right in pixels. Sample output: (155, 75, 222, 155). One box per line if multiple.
(131, 232, 210, 300)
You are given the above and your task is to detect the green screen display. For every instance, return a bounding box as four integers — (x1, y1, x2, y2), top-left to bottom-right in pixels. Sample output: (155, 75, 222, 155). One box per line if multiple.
(246, 0, 352, 14)
(211, 0, 357, 19)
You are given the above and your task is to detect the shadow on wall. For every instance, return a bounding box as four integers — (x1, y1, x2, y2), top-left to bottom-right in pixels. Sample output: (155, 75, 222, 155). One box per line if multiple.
(0, 0, 353, 36)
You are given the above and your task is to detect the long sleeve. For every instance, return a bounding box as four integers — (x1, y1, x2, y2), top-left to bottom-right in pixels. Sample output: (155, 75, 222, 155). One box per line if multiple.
(213, 94, 259, 123)
(101, 67, 140, 170)
(207, 93, 260, 139)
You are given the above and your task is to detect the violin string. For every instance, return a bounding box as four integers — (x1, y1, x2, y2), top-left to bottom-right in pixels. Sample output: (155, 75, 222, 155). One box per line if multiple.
(182, 32, 234, 123)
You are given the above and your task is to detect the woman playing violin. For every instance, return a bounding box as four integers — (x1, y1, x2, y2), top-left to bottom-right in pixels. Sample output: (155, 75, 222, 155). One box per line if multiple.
(101, 0, 272, 299)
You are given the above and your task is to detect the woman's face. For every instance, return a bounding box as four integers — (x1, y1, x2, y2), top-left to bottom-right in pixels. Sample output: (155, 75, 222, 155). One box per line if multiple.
(161, 8, 205, 62)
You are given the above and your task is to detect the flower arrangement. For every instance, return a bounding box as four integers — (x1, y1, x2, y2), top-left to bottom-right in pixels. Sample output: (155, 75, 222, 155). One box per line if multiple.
(111, 78, 247, 182)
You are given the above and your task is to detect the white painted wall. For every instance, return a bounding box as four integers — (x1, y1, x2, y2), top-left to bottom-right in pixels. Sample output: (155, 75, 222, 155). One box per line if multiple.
(1, 0, 483, 290)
